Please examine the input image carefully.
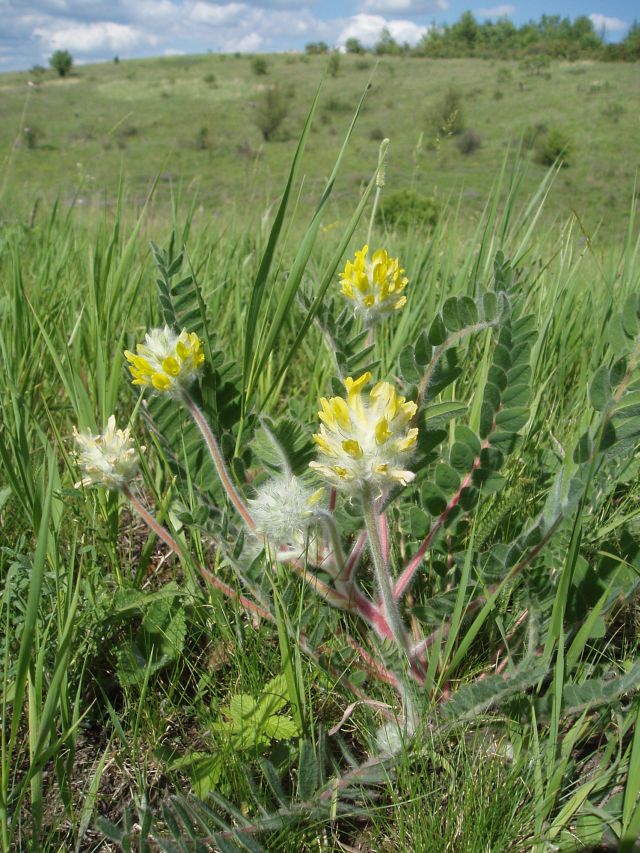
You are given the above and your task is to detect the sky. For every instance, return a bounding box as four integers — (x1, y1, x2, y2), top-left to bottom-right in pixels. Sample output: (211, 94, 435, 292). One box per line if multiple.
(0, 0, 636, 72)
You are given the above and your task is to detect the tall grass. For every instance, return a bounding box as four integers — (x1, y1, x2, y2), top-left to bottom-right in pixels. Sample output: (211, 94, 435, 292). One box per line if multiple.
(0, 146, 639, 850)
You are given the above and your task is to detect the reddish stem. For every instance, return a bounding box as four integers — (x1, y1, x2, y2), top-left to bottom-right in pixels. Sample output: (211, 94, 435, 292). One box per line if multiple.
(344, 634, 401, 688)
(124, 486, 271, 623)
(341, 531, 367, 585)
(379, 509, 389, 565)
(393, 441, 488, 601)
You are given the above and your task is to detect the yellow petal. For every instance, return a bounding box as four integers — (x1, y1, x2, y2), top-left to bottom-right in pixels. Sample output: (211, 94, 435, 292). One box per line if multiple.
(341, 439, 363, 459)
(344, 372, 371, 397)
(151, 373, 172, 391)
(375, 418, 392, 445)
(331, 397, 351, 430)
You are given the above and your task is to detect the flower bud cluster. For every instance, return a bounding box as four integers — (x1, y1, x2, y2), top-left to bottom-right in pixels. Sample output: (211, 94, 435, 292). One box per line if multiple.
(124, 325, 204, 395)
(73, 416, 140, 489)
(310, 372, 418, 494)
(339, 245, 408, 323)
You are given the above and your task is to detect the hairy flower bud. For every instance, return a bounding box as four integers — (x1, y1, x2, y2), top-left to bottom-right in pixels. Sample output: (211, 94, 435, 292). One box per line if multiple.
(250, 475, 323, 547)
(339, 245, 408, 323)
(73, 416, 141, 489)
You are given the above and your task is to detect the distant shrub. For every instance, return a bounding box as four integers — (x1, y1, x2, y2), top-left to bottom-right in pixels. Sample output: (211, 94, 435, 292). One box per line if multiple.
(30, 65, 46, 76)
(203, 72, 216, 86)
(115, 124, 139, 149)
(493, 89, 504, 100)
(49, 49, 73, 78)
(377, 190, 439, 230)
(535, 127, 572, 167)
(456, 128, 481, 155)
(324, 96, 352, 114)
(369, 127, 385, 141)
(429, 86, 465, 137)
(22, 126, 41, 150)
(113, 55, 120, 64)
(355, 59, 371, 71)
(521, 122, 547, 149)
(305, 41, 329, 55)
(254, 86, 289, 141)
(327, 52, 340, 77)
(585, 79, 612, 95)
(519, 55, 551, 76)
(496, 67, 512, 84)
(195, 126, 210, 150)
(251, 57, 268, 76)
(602, 101, 625, 123)
(345, 37, 365, 54)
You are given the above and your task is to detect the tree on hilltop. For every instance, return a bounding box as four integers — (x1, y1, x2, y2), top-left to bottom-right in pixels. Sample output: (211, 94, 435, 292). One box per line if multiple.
(50, 50, 73, 77)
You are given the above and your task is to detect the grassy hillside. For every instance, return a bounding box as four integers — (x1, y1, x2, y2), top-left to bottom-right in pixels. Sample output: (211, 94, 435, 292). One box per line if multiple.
(1, 53, 638, 239)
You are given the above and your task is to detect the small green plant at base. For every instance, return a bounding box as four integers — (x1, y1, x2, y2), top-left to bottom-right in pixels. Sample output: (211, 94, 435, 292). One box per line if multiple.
(170, 673, 299, 797)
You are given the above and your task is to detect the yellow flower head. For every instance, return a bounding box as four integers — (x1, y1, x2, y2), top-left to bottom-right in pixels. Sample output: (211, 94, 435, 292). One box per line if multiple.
(73, 416, 141, 490)
(124, 325, 204, 395)
(309, 372, 418, 493)
(339, 245, 408, 322)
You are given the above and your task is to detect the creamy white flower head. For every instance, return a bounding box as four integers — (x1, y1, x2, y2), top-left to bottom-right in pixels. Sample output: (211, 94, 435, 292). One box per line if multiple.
(339, 245, 409, 324)
(73, 416, 141, 489)
(250, 475, 323, 547)
(124, 325, 204, 395)
(309, 372, 418, 494)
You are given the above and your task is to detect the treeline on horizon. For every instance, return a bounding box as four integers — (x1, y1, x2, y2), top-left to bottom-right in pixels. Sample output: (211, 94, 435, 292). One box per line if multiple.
(305, 12, 640, 62)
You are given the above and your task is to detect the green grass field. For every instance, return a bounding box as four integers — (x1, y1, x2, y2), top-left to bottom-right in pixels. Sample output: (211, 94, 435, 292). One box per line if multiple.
(1, 53, 639, 238)
(1, 53, 640, 852)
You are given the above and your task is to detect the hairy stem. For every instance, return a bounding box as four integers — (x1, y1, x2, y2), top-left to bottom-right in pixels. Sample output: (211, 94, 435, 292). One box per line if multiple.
(417, 322, 493, 408)
(123, 486, 269, 622)
(362, 483, 409, 655)
(182, 390, 255, 530)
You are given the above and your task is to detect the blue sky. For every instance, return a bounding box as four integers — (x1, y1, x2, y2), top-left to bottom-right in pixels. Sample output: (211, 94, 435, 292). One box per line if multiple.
(0, 0, 635, 72)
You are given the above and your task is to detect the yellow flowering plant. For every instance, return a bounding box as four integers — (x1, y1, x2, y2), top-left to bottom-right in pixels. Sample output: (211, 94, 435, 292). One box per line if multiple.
(74, 231, 563, 721)
(70, 168, 640, 797)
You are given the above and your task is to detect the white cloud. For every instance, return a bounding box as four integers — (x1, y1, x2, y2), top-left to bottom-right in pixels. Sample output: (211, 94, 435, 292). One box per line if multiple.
(475, 4, 515, 17)
(359, 0, 447, 15)
(221, 31, 263, 51)
(33, 21, 158, 53)
(589, 13, 628, 33)
(189, 2, 247, 26)
(337, 13, 428, 47)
